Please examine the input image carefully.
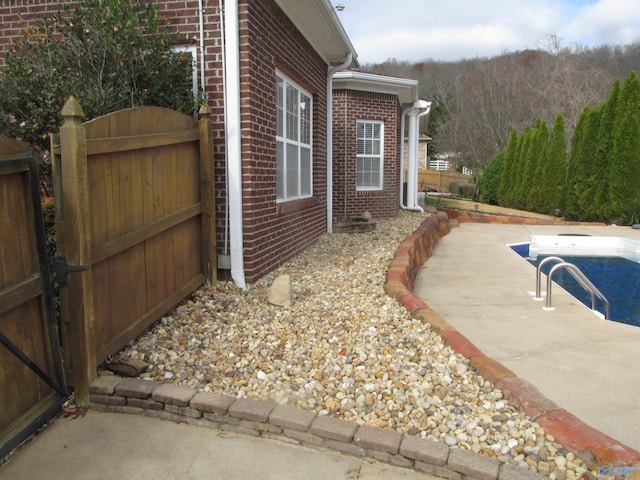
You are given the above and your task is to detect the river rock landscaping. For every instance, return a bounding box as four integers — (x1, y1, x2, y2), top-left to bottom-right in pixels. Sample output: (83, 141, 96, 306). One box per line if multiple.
(115, 210, 591, 479)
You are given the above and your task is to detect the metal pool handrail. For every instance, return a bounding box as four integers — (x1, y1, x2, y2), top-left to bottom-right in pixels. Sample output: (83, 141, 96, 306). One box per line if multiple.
(534, 256, 565, 300)
(537, 258, 611, 319)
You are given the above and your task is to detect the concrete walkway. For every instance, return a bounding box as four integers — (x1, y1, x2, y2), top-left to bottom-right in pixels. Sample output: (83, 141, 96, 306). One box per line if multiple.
(0, 410, 438, 480)
(413, 222, 640, 452)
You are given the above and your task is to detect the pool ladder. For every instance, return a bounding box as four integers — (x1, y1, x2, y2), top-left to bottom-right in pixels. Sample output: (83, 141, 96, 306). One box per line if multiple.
(533, 256, 610, 319)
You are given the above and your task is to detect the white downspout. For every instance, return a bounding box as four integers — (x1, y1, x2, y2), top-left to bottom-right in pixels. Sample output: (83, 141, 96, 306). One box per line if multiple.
(399, 105, 414, 209)
(219, 0, 230, 260)
(224, 0, 246, 289)
(401, 100, 431, 213)
(414, 106, 431, 206)
(406, 110, 421, 212)
(198, 0, 206, 94)
(327, 53, 353, 233)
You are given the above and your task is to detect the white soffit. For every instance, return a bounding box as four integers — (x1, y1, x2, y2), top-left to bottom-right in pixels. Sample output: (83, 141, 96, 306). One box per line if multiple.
(273, 0, 358, 66)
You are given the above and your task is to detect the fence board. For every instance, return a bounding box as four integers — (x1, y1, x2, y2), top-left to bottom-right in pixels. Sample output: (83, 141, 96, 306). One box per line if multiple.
(1, 170, 34, 286)
(0, 138, 31, 155)
(0, 276, 42, 316)
(86, 130, 199, 155)
(91, 204, 200, 263)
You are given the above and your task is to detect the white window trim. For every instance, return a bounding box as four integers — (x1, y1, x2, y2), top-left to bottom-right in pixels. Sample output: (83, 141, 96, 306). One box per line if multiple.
(356, 120, 384, 191)
(171, 45, 199, 103)
(276, 70, 313, 202)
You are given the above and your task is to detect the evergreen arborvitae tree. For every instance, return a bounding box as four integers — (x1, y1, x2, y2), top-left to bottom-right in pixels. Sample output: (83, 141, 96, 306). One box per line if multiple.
(477, 152, 504, 205)
(563, 108, 589, 219)
(608, 71, 640, 223)
(519, 120, 540, 211)
(593, 79, 621, 221)
(511, 126, 531, 209)
(577, 107, 602, 220)
(498, 128, 518, 206)
(526, 118, 549, 212)
(537, 111, 567, 215)
(531, 112, 567, 214)
(515, 123, 543, 210)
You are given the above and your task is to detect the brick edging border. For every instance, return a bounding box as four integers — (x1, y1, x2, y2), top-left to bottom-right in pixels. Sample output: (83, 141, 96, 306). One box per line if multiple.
(90, 375, 543, 480)
(384, 208, 640, 469)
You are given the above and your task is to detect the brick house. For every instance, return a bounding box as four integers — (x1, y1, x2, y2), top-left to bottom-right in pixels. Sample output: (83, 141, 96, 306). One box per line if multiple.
(332, 70, 430, 220)
(0, 0, 429, 287)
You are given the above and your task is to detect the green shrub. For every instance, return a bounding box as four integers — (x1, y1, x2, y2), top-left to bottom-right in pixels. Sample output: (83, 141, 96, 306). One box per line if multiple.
(476, 153, 503, 205)
(0, 0, 196, 150)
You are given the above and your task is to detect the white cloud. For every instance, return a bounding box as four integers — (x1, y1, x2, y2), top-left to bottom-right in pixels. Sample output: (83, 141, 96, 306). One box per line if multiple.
(563, 0, 640, 46)
(332, 0, 640, 63)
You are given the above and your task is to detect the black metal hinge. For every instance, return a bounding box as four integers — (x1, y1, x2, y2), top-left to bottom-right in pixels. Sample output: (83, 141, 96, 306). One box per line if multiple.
(54, 256, 88, 287)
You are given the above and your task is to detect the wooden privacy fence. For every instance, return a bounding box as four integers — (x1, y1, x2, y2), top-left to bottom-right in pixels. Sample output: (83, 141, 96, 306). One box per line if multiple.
(53, 98, 216, 405)
(416, 169, 472, 193)
(0, 138, 66, 457)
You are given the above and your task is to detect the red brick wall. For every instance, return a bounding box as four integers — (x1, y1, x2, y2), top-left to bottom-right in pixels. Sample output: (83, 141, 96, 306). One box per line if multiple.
(0, 0, 330, 283)
(0, 1, 206, 68)
(238, 0, 328, 282)
(0, 1, 63, 71)
(332, 89, 401, 221)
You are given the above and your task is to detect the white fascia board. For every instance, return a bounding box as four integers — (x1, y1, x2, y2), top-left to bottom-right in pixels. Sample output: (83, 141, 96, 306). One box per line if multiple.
(332, 70, 419, 105)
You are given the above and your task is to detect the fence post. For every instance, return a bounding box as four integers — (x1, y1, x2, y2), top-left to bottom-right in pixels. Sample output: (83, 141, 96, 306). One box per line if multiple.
(58, 97, 96, 407)
(50, 132, 74, 387)
(199, 103, 217, 284)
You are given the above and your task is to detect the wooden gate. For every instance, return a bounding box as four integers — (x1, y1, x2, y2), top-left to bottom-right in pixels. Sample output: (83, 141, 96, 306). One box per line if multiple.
(0, 138, 67, 458)
(54, 98, 215, 405)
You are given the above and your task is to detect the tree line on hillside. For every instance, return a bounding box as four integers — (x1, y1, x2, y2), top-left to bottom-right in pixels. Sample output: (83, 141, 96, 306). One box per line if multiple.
(475, 72, 640, 225)
(363, 36, 640, 168)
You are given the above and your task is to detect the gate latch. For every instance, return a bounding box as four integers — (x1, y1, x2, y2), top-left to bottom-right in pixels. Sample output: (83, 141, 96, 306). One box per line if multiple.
(54, 256, 88, 287)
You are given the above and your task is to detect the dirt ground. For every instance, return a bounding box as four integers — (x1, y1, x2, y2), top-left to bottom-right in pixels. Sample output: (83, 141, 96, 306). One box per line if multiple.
(427, 195, 557, 220)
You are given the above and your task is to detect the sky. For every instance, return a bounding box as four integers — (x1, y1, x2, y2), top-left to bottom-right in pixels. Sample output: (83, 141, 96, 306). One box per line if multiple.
(331, 0, 640, 64)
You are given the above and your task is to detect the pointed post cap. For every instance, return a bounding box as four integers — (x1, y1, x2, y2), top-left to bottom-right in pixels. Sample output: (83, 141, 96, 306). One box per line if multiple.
(61, 96, 85, 122)
(198, 103, 212, 117)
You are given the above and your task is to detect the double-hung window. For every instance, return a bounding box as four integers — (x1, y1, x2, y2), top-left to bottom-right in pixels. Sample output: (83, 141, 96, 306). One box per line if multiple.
(276, 71, 312, 202)
(170, 45, 199, 111)
(356, 120, 384, 190)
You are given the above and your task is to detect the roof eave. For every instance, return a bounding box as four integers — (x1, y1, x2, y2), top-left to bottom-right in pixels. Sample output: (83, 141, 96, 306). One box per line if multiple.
(273, 0, 359, 67)
(332, 70, 420, 105)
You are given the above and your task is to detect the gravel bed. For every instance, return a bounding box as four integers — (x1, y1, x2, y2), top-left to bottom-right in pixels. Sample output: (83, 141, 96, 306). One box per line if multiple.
(118, 211, 591, 479)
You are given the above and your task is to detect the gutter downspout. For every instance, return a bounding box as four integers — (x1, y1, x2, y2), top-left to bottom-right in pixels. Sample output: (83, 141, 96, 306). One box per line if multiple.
(414, 105, 431, 206)
(219, 0, 230, 261)
(224, 0, 246, 290)
(406, 110, 422, 213)
(401, 100, 431, 213)
(399, 105, 414, 209)
(198, 0, 206, 95)
(327, 53, 353, 234)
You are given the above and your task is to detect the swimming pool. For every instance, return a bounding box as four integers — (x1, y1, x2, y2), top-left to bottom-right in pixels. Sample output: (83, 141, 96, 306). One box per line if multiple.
(510, 236, 640, 327)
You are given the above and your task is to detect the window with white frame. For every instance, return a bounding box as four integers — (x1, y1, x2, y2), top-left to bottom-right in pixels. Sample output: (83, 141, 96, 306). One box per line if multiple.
(171, 45, 199, 106)
(356, 120, 384, 190)
(276, 71, 313, 202)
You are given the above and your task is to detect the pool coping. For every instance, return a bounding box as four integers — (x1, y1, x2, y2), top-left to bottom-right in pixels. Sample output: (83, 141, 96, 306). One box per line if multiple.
(384, 207, 640, 470)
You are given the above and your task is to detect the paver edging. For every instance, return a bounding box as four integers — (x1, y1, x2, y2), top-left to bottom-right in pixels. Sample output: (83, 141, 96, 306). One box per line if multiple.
(89, 375, 546, 480)
(384, 209, 640, 470)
